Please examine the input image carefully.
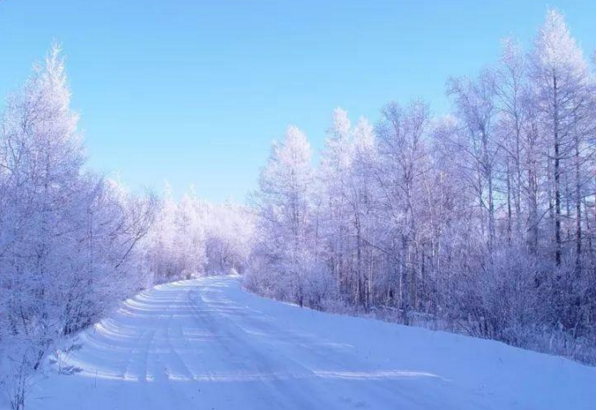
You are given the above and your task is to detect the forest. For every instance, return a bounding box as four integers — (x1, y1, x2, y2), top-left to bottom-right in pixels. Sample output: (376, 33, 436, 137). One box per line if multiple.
(244, 9, 596, 364)
(0, 8, 595, 410)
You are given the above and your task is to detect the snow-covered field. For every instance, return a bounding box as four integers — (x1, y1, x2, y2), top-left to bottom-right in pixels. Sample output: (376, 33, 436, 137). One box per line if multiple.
(24, 276, 594, 410)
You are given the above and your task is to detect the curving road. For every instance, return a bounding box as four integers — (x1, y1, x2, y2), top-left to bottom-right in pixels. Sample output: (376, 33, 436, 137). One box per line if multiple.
(31, 276, 594, 410)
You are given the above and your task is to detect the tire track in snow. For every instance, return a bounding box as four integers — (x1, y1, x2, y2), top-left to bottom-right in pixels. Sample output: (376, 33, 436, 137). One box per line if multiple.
(195, 277, 498, 410)
(187, 287, 323, 410)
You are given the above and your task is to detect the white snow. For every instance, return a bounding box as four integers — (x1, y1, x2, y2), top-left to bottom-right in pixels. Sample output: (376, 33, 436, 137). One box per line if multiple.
(25, 276, 595, 410)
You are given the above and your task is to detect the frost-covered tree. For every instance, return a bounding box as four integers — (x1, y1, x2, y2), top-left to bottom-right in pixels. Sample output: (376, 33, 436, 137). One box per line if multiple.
(204, 202, 255, 275)
(529, 9, 593, 267)
(495, 37, 527, 242)
(318, 108, 354, 297)
(447, 71, 499, 253)
(375, 100, 432, 320)
(247, 126, 329, 307)
(0, 43, 83, 410)
(145, 185, 207, 282)
(345, 117, 380, 308)
(0, 45, 156, 410)
(174, 191, 208, 278)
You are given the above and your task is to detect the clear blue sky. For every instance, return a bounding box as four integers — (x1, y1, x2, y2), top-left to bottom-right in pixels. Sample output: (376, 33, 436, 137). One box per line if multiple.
(1, 1, 594, 202)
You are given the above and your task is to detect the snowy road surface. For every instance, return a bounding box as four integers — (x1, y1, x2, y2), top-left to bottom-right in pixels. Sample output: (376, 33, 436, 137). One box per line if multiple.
(31, 276, 594, 410)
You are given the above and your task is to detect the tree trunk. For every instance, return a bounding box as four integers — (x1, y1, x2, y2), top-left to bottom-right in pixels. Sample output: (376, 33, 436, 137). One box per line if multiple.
(553, 75, 562, 266)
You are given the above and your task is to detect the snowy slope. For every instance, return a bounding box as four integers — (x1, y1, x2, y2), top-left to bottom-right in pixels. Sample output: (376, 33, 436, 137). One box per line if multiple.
(24, 276, 595, 410)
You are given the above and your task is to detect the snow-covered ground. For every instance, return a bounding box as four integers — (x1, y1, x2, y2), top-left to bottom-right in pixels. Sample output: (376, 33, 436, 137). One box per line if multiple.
(25, 276, 594, 410)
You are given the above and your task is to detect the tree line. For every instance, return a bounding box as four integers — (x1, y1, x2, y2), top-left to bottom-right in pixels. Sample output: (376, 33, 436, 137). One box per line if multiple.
(245, 10, 596, 364)
(0, 45, 157, 409)
(0, 46, 254, 409)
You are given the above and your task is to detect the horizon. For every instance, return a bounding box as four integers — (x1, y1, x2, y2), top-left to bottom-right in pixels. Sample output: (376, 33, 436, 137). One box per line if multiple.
(1, 0, 595, 203)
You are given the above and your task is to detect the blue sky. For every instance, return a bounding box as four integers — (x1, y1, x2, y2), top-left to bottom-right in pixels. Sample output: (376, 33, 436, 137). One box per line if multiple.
(1, 0, 594, 202)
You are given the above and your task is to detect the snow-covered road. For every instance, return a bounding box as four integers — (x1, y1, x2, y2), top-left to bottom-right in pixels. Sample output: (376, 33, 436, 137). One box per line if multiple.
(31, 276, 594, 410)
